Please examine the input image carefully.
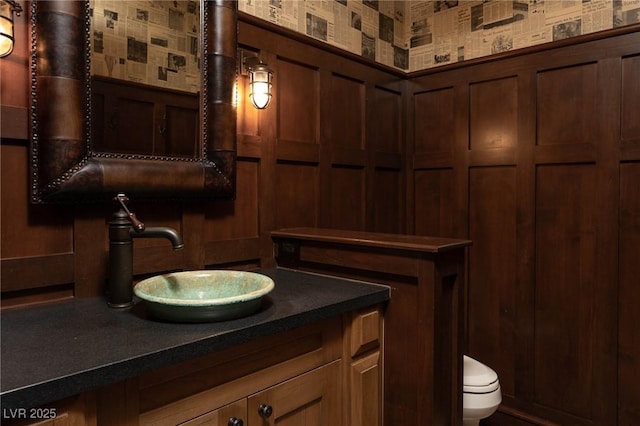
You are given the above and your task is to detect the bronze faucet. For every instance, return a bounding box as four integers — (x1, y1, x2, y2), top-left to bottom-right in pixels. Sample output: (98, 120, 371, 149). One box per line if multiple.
(107, 193, 184, 308)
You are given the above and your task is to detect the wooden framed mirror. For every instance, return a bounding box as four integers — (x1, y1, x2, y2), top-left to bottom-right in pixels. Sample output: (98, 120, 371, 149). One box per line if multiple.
(29, 0, 237, 203)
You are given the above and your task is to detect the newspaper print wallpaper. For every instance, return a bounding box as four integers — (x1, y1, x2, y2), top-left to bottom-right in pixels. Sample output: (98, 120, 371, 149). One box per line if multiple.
(239, 0, 640, 72)
(90, 0, 200, 92)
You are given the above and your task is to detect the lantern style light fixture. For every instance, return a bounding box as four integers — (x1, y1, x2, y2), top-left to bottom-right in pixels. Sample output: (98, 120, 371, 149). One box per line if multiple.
(0, 0, 22, 58)
(244, 56, 273, 110)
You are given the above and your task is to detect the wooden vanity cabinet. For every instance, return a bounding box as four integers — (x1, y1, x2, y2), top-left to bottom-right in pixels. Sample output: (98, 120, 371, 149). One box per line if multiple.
(179, 360, 342, 426)
(94, 307, 384, 426)
(128, 317, 342, 426)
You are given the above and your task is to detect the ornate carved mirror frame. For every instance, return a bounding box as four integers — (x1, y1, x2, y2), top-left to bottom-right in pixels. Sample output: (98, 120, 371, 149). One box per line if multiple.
(30, 0, 237, 203)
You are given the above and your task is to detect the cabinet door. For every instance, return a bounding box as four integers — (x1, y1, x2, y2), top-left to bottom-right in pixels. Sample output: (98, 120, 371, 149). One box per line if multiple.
(247, 361, 341, 426)
(180, 399, 246, 426)
(346, 306, 383, 426)
(350, 351, 381, 426)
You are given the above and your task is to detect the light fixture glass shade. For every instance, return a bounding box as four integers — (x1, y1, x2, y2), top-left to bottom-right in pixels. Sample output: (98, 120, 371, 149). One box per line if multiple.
(249, 64, 273, 109)
(0, 1, 15, 57)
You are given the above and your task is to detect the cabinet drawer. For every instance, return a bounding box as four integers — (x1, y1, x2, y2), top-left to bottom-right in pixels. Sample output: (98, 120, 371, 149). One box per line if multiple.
(350, 307, 382, 358)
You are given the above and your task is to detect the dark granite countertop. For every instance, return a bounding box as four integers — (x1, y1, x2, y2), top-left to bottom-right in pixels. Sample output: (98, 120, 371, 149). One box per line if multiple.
(0, 268, 389, 410)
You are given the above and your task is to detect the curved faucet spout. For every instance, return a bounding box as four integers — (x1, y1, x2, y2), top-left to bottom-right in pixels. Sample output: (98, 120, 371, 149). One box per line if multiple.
(129, 227, 184, 249)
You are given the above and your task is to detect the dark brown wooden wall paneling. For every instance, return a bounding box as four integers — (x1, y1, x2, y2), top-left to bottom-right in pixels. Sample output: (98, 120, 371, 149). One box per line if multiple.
(370, 85, 405, 233)
(276, 55, 321, 229)
(410, 84, 458, 238)
(408, 30, 640, 426)
(619, 162, 640, 426)
(467, 75, 519, 401)
(327, 72, 367, 231)
(621, 55, 640, 160)
(0, 13, 76, 307)
(237, 18, 405, 237)
(1, 141, 76, 307)
(202, 42, 274, 270)
(619, 52, 640, 426)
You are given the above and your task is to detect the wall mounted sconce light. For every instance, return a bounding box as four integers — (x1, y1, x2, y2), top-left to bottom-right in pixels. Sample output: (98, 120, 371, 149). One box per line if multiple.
(0, 0, 22, 58)
(244, 56, 273, 110)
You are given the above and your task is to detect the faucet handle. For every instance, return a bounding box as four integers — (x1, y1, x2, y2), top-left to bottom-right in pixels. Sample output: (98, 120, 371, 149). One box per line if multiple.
(114, 193, 145, 231)
(127, 213, 145, 232)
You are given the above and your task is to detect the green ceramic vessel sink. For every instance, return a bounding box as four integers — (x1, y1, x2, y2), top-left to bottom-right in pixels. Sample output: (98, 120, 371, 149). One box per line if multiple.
(133, 270, 275, 322)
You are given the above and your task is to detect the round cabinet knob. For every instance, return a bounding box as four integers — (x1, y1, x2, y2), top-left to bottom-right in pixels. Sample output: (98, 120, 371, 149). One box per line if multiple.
(258, 403, 273, 418)
(228, 417, 243, 426)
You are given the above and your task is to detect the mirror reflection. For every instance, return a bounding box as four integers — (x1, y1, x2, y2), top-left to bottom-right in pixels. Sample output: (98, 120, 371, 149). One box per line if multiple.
(90, 0, 201, 157)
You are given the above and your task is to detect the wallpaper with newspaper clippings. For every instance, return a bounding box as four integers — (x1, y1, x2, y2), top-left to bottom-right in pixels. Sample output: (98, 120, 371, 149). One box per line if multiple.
(239, 0, 640, 73)
(90, 0, 201, 93)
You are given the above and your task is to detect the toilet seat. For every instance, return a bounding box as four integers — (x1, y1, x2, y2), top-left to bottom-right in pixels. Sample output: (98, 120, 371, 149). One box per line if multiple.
(463, 355, 500, 394)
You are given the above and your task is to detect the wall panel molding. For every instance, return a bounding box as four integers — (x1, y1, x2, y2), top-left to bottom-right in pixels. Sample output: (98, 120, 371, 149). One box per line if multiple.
(1, 254, 74, 292)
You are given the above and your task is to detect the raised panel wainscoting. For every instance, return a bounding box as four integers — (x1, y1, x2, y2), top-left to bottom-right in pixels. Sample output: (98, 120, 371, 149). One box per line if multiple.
(408, 29, 640, 426)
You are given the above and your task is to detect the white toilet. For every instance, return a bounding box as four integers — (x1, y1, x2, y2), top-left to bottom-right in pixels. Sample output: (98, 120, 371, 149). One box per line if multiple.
(462, 355, 502, 426)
